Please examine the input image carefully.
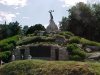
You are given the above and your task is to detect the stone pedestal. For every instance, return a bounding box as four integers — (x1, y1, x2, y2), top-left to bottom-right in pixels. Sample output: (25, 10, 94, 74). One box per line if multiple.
(50, 47, 56, 60)
(59, 47, 68, 60)
(46, 19, 58, 33)
(24, 47, 30, 59)
(14, 48, 21, 60)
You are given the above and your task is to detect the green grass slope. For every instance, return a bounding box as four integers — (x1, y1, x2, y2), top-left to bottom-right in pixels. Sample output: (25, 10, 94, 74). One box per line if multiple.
(0, 35, 19, 62)
(0, 60, 99, 75)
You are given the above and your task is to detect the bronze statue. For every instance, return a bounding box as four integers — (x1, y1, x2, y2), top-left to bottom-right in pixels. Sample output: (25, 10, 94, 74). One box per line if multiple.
(49, 10, 54, 20)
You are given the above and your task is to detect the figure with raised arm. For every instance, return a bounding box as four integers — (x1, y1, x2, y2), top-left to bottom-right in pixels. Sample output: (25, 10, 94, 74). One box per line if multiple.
(49, 10, 54, 20)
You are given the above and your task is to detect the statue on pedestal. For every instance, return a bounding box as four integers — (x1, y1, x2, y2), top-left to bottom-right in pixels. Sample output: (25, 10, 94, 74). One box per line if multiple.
(46, 10, 58, 33)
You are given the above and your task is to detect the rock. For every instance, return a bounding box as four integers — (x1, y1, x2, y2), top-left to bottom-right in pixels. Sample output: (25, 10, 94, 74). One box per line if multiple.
(36, 31, 45, 36)
(85, 46, 100, 52)
(85, 48, 92, 52)
(88, 52, 100, 60)
(77, 44, 83, 48)
(55, 36, 67, 44)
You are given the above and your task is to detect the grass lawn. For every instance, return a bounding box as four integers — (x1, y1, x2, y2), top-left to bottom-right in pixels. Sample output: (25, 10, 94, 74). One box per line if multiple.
(0, 60, 100, 75)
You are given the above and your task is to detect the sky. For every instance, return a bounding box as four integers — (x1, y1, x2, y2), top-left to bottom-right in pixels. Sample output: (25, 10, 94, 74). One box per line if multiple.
(0, 0, 100, 27)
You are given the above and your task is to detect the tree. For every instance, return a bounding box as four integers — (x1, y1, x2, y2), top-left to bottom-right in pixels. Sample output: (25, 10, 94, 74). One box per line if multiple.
(23, 25, 29, 35)
(8, 21, 21, 36)
(26, 24, 45, 34)
(60, 2, 100, 42)
(92, 4, 100, 41)
(0, 24, 7, 39)
(0, 21, 21, 40)
(59, 17, 69, 31)
(68, 2, 94, 38)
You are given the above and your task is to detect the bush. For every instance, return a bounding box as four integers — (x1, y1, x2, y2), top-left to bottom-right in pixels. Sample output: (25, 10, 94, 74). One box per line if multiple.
(69, 55, 82, 61)
(67, 44, 77, 54)
(80, 38, 100, 46)
(54, 34, 66, 39)
(0, 51, 11, 63)
(54, 34, 66, 41)
(69, 36, 81, 44)
(0, 35, 19, 51)
(59, 31, 74, 39)
(0, 36, 18, 62)
(67, 43, 86, 61)
(17, 36, 55, 45)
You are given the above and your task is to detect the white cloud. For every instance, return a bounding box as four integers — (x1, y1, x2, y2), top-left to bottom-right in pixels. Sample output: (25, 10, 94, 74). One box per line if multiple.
(60, 0, 87, 7)
(87, 0, 100, 4)
(23, 17, 29, 19)
(0, 0, 27, 7)
(0, 17, 3, 21)
(60, 0, 100, 7)
(0, 11, 16, 22)
(16, 12, 20, 15)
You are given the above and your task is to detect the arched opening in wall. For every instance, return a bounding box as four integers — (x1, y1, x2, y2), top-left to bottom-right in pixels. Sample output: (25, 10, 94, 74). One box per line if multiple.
(20, 49, 25, 59)
(29, 46, 51, 59)
(55, 49, 59, 60)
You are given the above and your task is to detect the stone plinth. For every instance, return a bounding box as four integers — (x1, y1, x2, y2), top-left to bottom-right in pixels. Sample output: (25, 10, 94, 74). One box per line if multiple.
(24, 47, 30, 59)
(59, 47, 68, 60)
(14, 48, 21, 60)
(46, 19, 58, 33)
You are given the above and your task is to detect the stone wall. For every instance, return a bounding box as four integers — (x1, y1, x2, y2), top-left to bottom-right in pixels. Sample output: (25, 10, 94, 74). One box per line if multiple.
(59, 47, 68, 60)
(13, 45, 68, 61)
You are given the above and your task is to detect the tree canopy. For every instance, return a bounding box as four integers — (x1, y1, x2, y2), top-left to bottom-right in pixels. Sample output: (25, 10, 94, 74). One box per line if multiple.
(0, 21, 21, 40)
(60, 2, 100, 42)
(26, 24, 45, 34)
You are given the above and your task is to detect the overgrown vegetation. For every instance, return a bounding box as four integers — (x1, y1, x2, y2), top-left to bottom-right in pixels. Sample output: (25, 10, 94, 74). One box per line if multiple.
(58, 31, 74, 39)
(17, 36, 55, 45)
(0, 35, 19, 51)
(0, 35, 19, 62)
(80, 38, 100, 46)
(0, 51, 11, 62)
(69, 36, 81, 44)
(0, 60, 97, 75)
(69, 36, 100, 46)
(0, 31, 100, 62)
(67, 43, 86, 61)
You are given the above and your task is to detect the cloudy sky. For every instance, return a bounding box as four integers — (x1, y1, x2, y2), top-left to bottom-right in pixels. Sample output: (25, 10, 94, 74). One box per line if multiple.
(0, 0, 99, 27)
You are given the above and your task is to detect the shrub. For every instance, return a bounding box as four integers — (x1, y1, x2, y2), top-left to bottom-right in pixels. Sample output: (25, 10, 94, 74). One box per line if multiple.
(0, 35, 19, 51)
(67, 43, 86, 61)
(0, 51, 11, 63)
(67, 43, 78, 54)
(27, 34, 35, 37)
(0, 36, 18, 62)
(69, 36, 81, 44)
(54, 34, 65, 39)
(17, 36, 55, 45)
(80, 38, 100, 46)
(69, 55, 82, 61)
(59, 31, 74, 39)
